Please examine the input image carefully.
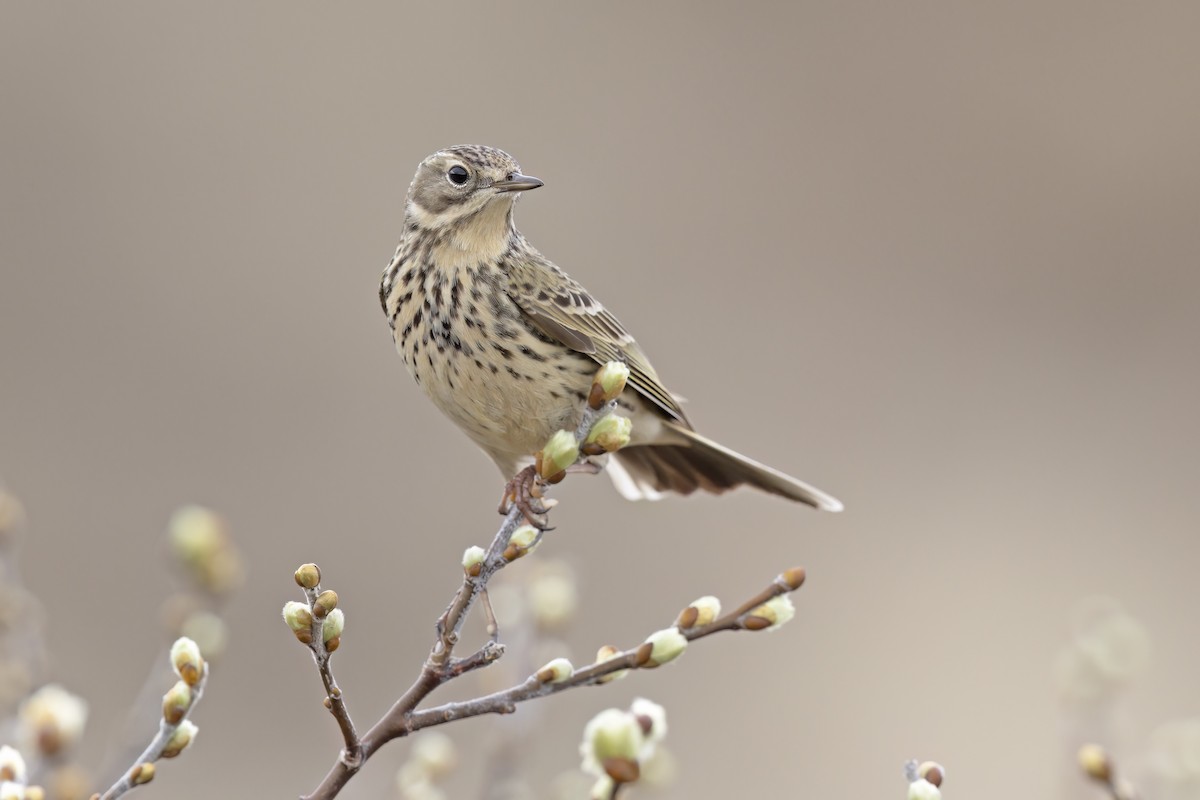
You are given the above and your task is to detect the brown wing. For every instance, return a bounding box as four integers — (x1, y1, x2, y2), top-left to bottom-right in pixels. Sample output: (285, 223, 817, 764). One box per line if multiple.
(505, 257, 690, 426)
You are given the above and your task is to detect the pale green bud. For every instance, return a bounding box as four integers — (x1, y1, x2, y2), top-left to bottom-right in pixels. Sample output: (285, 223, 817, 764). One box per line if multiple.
(641, 628, 688, 667)
(282, 601, 312, 632)
(585, 414, 633, 453)
(322, 608, 345, 644)
(538, 429, 579, 480)
(168, 505, 225, 564)
(160, 720, 198, 758)
(130, 762, 155, 786)
(629, 698, 668, 746)
(579, 708, 644, 778)
(410, 731, 457, 778)
(17, 684, 88, 757)
(536, 657, 574, 683)
(162, 681, 192, 725)
(504, 524, 541, 560)
(908, 779, 941, 800)
(170, 637, 204, 687)
(462, 545, 486, 576)
(590, 361, 631, 408)
(595, 645, 628, 683)
(746, 595, 795, 632)
(0, 746, 26, 784)
(676, 595, 721, 628)
(1078, 745, 1110, 782)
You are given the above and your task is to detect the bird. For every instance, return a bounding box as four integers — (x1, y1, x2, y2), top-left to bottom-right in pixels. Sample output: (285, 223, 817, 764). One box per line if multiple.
(379, 145, 842, 514)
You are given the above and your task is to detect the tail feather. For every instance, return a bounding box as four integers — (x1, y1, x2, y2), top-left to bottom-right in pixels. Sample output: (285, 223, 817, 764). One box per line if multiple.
(609, 425, 843, 512)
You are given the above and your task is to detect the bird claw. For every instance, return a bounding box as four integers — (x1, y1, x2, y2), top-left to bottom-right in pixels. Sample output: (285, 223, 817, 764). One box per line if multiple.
(498, 465, 553, 529)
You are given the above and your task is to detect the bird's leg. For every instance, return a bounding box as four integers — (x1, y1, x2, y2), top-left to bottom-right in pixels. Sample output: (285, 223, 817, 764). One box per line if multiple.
(498, 464, 551, 529)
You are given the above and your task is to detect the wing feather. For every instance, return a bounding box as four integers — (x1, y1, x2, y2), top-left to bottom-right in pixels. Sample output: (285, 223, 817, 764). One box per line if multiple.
(506, 256, 689, 425)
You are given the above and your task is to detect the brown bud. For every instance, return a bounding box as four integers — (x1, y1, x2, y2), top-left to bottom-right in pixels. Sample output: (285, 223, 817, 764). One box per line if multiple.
(676, 606, 699, 629)
(782, 566, 807, 590)
(294, 628, 313, 645)
(323, 697, 332, 710)
(325, 636, 341, 653)
(294, 563, 321, 589)
(633, 642, 654, 667)
(602, 756, 640, 784)
(741, 615, 772, 631)
(313, 590, 338, 619)
(130, 763, 155, 786)
(917, 761, 945, 788)
(1078, 744, 1112, 783)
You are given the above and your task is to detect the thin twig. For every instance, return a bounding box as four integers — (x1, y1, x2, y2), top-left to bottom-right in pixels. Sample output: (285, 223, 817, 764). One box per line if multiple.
(300, 584, 361, 768)
(301, 570, 803, 799)
(96, 665, 208, 800)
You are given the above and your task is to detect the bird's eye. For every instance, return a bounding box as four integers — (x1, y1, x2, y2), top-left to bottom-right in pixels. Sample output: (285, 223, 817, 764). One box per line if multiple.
(447, 165, 470, 185)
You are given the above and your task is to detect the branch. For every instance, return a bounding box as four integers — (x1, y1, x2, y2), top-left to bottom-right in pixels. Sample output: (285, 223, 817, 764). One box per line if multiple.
(285, 566, 360, 767)
(94, 639, 208, 800)
(294, 362, 809, 799)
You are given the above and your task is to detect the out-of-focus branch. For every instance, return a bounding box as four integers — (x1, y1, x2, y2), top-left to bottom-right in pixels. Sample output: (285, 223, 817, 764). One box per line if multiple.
(93, 639, 208, 800)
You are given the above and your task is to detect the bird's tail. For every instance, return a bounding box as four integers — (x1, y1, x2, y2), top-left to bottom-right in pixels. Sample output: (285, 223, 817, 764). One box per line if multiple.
(607, 424, 843, 511)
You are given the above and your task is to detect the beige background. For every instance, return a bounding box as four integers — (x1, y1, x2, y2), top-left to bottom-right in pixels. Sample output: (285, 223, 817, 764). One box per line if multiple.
(2, 2, 1198, 798)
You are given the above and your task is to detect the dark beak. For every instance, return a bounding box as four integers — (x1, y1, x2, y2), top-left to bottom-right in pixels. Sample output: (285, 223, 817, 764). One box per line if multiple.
(493, 173, 544, 193)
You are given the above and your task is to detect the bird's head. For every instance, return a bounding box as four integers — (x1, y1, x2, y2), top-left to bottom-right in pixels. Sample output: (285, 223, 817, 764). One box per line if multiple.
(404, 145, 543, 233)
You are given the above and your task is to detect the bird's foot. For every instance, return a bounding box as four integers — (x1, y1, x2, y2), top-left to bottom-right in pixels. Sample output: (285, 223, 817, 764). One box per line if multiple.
(498, 465, 552, 529)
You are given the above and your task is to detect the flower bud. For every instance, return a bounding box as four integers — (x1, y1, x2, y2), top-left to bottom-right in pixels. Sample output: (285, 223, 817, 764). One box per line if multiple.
(908, 778, 940, 800)
(130, 762, 155, 786)
(528, 568, 578, 630)
(917, 761, 945, 788)
(1078, 744, 1111, 782)
(313, 590, 339, 620)
(410, 731, 457, 779)
(294, 563, 321, 589)
(23, 786, 44, 800)
(17, 684, 88, 757)
(0, 782, 23, 800)
(322, 608, 345, 644)
(282, 601, 312, 632)
(536, 657, 574, 684)
(589, 361, 631, 409)
(781, 566, 806, 590)
(503, 525, 541, 561)
(162, 681, 192, 725)
(585, 414, 632, 453)
(630, 698, 668, 746)
(461, 546, 486, 576)
(580, 709, 644, 781)
(180, 610, 229, 662)
(170, 637, 204, 687)
(0, 746, 25, 784)
(168, 506, 225, 564)
(595, 645, 628, 683)
(744, 595, 795, 631)
(676, 596, 721, 629)
(538, 430, 579, 481)
(160, 720, 198, 758)
(640, 628, 688, 668)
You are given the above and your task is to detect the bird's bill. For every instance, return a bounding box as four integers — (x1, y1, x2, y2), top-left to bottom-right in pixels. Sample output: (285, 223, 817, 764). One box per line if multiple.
(492, 174, 544, 193)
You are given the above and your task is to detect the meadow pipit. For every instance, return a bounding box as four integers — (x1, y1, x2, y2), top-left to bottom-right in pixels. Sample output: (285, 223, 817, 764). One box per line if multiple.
(380, 145, 841, 515)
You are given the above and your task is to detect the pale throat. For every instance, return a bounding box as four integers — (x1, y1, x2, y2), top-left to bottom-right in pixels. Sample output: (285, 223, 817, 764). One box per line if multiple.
(435, 197, 515, 268)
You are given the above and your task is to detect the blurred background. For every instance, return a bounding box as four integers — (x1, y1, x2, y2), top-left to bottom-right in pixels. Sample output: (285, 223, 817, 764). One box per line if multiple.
(2, 2, 1198, 798)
